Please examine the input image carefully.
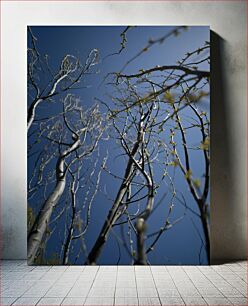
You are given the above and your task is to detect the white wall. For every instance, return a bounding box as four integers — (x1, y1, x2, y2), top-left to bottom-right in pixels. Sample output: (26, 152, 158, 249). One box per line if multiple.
(1, 1, 247, 262)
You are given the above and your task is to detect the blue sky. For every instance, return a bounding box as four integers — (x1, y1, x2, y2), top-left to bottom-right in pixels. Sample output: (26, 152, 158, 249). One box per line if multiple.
(28, 26, 210, 265)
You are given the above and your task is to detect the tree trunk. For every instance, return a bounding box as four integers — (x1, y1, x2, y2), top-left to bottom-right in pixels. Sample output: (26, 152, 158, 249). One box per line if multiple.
(27, 176, 66, 263)
(27, 138, 80, 264)
(62, 223, 74, 265)
(135, 218, 147, 265)
(62, 181, 76, 265)
(85, 167, 134, 265)
(201, 211, 210, 264)
(135, 181, 154, 265)
(27, 98, 43, 131)
(86, 132, 143, 265)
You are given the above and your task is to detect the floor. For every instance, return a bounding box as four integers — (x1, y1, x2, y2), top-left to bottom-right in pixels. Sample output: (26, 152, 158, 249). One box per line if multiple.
(0, 260, 247, 306)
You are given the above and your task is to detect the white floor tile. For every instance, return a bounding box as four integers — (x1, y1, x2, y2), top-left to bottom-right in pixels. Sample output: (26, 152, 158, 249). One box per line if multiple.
(157, 288, 180, 297)
(12, 297, 40, 305)
(61, 297, 86, 305)
(138, 297, 161, 305)
(182, 297, 207, 305)
(115, 287, 137, 298)
(85, 297, 114, 305)
(228, 297, 248, 305)
(88, 287, 115, 298)
(115, 297, 138, 305)
(37, 297, 64, 305)
(137, 287, 158, 298)
(160, 297, 185, 305)
(0, 297, 17, 305)
(67, 285, 91, 297)
(203, 297, 232, 305)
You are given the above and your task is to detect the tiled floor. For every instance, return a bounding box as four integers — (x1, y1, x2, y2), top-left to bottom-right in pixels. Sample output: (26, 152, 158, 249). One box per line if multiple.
(0, 260, 247, 305)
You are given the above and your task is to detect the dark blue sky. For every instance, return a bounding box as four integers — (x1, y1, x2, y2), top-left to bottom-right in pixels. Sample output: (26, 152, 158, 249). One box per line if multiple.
(28, 26, 210, 265)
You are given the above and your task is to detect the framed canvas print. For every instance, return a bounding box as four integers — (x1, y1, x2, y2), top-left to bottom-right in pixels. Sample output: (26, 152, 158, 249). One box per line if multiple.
(27, 26, 210, 265)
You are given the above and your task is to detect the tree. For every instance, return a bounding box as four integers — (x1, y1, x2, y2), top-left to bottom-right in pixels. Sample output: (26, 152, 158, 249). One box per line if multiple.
(28, 26, 210, 265)
(62, 153, 107, 265)
(28, 94, 105, 263)
(27, 27, 104, 264)
(85, 28, 210, 264)
(27, 26, 99, 131)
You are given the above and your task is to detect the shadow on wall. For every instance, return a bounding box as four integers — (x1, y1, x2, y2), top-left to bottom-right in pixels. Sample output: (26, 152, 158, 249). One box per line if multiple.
(210, 31, 245, 264)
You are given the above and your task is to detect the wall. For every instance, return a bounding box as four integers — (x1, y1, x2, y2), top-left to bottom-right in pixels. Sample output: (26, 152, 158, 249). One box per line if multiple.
(1, 1, 247, 262)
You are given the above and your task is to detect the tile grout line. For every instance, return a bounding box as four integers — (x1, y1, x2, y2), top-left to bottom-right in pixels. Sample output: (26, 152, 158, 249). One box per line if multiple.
(165, 266, 186, 306)
(19, 267, 60, 301)
(83, 265, 100, 305)
(134, 265, 139, 306)
(195, 265, 227, 305)
(9, 297, 19, 306)
(182, 266, 208, 304)
(11, 264, 83, 306)
(7, 276, 40, 302)
(60, 265, 86, 305)
(113, 266, 118, 306)
(149, 265, 162, 306)
(211, 266, 247, 298)
(232, 269, 247, 283)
